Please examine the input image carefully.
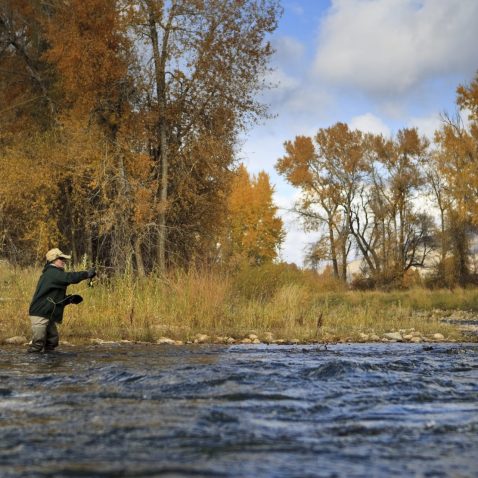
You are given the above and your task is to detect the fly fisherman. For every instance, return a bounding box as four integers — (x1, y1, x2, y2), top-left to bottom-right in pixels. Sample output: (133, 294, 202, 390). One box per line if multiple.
(28, 248, 96, 353)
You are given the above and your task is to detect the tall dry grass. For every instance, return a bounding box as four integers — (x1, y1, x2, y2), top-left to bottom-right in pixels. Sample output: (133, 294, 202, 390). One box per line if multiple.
(1, 260, 475, 343)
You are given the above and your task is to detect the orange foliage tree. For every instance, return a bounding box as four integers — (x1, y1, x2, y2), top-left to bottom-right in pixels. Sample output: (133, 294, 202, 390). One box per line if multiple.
(431, 71, 478, 283)
(277, 124, 434, 285)
(221, 164, 284, 266)
(0, 0, 281, 273)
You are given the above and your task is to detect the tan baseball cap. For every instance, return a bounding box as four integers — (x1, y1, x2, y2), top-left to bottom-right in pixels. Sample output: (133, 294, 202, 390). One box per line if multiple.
(46, 248, 71, 262)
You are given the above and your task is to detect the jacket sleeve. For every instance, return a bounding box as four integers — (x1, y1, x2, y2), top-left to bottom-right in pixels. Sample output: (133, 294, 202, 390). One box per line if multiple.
(50, 268, 89, 286)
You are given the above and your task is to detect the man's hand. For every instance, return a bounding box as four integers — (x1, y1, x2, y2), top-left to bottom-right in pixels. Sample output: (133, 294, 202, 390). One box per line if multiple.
(65, 294, 83, 305)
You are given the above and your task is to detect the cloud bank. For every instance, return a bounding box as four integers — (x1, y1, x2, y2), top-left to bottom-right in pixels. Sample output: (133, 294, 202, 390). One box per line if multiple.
(314, 0, 478, 95)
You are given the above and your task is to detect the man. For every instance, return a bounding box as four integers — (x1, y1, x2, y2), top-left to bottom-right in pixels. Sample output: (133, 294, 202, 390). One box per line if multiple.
(28, 248, 96, 353)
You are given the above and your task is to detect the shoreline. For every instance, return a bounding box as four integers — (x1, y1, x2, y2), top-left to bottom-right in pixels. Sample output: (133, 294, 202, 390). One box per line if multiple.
(4, 331, 477, 348)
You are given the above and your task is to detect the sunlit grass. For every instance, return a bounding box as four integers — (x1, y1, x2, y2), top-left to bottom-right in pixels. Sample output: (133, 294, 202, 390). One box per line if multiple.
(1, 261, 476, 344)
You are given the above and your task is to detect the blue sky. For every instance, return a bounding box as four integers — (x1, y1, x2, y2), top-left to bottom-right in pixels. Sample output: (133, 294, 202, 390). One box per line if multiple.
(239, 0, 478, 265)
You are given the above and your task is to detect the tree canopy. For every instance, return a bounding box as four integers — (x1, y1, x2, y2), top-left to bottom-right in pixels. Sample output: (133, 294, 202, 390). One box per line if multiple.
(0, 0, 282, 272)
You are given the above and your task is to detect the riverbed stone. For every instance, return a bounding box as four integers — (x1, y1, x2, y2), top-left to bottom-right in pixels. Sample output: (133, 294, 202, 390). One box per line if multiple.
(383, 332, 403, 341)
(370, 334, 381, 341)
(213, 336, 227, 344)
(403, 334, 413, 341)
(241, 338, 252, 344)
(226, 337, 236, 344)
(194, 334, 209, 343)
(359, 333, 369, 341)
(248, 334, 258, 340)
(263, 332, 274, 342)
(252, 338, 261, 344)
(157, 337, 176, 345)
(90, 338, 116, 345)
(410, 337, 422, 343)
(4, 336, 28, 345)
(432, 333, 445, 341)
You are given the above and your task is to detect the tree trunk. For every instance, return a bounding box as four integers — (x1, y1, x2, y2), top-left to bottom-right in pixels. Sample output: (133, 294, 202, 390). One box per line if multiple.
(147, 1, 172, 272)
(340, 236, 348, 282)
(134, 236, 145, 277)
(327, 221, 339, 278)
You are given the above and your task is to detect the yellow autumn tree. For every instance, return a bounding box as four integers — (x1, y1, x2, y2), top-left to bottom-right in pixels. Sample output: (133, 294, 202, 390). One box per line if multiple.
(221, 164, 284, 266)
(431, 72, 478, 284)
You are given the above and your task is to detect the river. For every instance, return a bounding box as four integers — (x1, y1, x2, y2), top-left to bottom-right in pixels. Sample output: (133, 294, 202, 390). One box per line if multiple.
(1, 343, 477, 477)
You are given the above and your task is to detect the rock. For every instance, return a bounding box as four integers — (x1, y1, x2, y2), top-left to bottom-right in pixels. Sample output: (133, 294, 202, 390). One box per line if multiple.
(359, 333, 369, 341)
(411, 331, 422, 337)
(226, 337, 236, 344)
(432, 333, 445, 341)
(157, 337, 176, 345)
(174, 340, 184, 345)
(241, 338, 252, 344)
(403, 334, 413, 341)
(383, 332, 403, 341)
(410, 337, 422, 343)
(60, 340, 74, 346)
(263, 332, 274, 342)
(370, 334, 381, 341)
(90, 338, 115, 345)
(248, 334, 258, 340)
(4, 336, 28, 345)
(273, 339, 286, 345)
(252, 338, 261, 344)
(213, 336, 228, 343)
(381, 338, 390, 342)
(194, 334, 209, 343)
(289, 338, 300, 344)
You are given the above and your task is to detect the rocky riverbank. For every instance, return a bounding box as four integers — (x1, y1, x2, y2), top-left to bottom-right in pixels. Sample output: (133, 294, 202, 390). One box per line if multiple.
(3, 309, 478, 347)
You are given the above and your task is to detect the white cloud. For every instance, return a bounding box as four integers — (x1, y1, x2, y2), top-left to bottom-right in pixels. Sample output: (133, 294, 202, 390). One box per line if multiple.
(272, 36, 305, 68)
(265, 67, 301, 94)
(350, 112, 391, 136)
(314, 0, 478, 95)
(262, 67, 333, 116)
(407, 113, 442, 140)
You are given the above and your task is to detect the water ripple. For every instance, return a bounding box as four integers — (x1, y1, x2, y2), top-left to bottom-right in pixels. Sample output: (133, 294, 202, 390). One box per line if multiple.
(0, 343, 477, 477)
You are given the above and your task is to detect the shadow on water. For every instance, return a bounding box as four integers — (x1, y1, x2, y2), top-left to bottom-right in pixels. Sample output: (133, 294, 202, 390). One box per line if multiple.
(1, 343, 477, 477)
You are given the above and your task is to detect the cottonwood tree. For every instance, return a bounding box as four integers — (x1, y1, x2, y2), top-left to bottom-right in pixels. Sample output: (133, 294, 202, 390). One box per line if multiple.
(0, 0, 281, 273)
(221, 164, 284, 266)
(128, 0, 281, 270)
(0, 0, 57, 133)
(277, 124, 435, 286)
(368, 128, 430, 280)
(429, 68, 478, 282)
(276, 124, 366, 281)
(44, 0, 137, 270)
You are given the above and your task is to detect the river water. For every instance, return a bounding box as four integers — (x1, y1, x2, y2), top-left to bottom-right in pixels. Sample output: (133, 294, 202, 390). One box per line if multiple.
(1, 343, 477, 478)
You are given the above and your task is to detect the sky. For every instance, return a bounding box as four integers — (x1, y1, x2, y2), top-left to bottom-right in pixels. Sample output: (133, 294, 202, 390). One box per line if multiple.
(239, 0, 478, 266)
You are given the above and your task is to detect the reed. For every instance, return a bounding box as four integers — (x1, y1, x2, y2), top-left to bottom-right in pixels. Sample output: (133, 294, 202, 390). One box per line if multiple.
(1, 261, 476, 344)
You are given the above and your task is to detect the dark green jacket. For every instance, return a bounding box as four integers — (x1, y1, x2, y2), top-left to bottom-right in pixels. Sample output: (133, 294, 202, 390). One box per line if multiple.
(29, 264, 89, 323)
